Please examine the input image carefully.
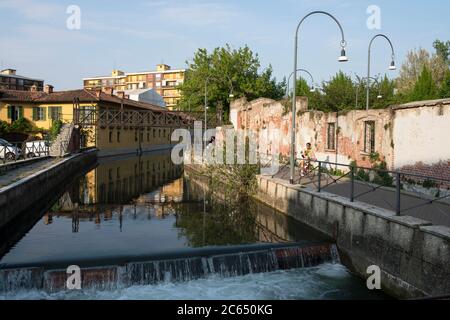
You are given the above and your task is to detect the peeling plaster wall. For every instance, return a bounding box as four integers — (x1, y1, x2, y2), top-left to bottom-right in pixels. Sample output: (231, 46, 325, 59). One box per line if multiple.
(393, 104, 450, 169)
(230, 97, 450, 174)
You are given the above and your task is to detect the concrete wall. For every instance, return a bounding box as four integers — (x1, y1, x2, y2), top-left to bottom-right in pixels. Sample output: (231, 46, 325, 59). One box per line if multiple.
(254, 174, 450, 298)
(0, 149, 97, 229)
(393, 102, 450, 178)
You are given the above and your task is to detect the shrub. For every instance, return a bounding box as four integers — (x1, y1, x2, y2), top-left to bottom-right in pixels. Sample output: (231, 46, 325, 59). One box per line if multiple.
(8, 118, 35, 133)
(49, 120, 63, 141)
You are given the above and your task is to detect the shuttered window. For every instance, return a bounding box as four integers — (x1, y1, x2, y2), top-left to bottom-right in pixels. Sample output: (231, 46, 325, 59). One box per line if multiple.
(32, 107, 46, 121)
(364, 121, 375, 154)
(49, 106, 62, 121)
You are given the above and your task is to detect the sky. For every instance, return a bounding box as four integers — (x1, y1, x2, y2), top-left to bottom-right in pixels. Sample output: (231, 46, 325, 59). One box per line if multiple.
(0, 0, 449, 90)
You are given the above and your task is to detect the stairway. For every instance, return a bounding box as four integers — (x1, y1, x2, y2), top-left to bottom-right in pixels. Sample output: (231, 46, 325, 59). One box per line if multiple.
(49, 123, 74, 157)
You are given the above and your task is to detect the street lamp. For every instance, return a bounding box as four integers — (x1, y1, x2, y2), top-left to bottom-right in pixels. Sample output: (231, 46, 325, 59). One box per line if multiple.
(285, 68, 316, 98)
(290, 11, 348, 184)
(366, 34, 396, 111)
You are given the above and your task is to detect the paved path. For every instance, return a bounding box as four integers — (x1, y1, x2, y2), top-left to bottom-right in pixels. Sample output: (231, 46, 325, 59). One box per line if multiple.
(273, 166, 450, 227)
(0, 158, 62, 189)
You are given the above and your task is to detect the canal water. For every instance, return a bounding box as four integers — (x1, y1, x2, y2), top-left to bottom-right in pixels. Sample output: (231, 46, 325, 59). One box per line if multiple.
(0, 151, 387, 299)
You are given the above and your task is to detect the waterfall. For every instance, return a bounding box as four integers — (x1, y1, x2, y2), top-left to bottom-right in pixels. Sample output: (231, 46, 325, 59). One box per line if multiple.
(0, 243, 339, 294)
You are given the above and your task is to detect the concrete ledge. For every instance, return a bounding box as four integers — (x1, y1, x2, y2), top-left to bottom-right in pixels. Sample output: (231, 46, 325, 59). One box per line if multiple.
(0, 149, 97, 229)
(255, 174, 450, 298)
(0, 156, 50, 175)
(97, 144, 174, 157)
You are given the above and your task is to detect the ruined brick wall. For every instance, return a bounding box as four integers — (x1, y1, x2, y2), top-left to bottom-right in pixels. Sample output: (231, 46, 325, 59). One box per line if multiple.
(229, 97, 450, 176)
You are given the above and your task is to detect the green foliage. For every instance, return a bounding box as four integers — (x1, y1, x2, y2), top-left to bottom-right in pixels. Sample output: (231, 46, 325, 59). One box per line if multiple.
(8, 117, 36, 133)
(433, 39, 450, 65)
(409, 66, 439, 101)
(439, 70, 450, 98)
(0, 120, 9, 136)
(321, 71, 355, 111)
(177, 44, 285, 115)
(422, 179, 437, 189)
(49, 120, 63, 141)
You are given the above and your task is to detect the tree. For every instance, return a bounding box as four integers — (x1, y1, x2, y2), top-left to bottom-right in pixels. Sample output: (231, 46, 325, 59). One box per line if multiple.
(396, 48, 448, 94)
(177, 44, 285, 115)
(433, 39, 450, 65)
(371, 75, 399, 109)
(409, 66, 439, 101)
(439, 70, 450, 98)
(321, 71, 355, 111)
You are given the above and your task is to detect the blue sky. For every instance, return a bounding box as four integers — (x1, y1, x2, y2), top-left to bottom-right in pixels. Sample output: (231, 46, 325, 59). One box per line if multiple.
(0, 0, 448, 90)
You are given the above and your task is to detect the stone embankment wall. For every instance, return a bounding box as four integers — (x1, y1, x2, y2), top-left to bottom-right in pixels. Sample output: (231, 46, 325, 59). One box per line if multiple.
(0, 149, 97, 229)
(255, 174, 450, 298)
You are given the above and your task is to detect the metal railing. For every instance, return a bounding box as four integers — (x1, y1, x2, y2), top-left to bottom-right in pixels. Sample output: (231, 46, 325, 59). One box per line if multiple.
(0, 140, 50, 165)
(270, 157, 450, 216)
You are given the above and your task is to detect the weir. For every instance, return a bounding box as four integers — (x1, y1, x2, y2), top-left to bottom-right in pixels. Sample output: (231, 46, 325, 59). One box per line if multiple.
(0, 242, 339, 293)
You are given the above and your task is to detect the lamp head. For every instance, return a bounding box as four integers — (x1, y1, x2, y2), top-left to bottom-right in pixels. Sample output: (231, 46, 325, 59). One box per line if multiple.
(309, 87, 315, 93)
(339, 48, 348, 62)
(229, 93, 234, 98)
(377, 94, 383, 99)
(389, 60, 396, 71)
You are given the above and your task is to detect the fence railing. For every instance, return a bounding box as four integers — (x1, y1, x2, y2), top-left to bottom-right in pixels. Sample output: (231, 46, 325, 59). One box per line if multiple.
(0, 140, 50, 165)
(269, 157, 450, 216)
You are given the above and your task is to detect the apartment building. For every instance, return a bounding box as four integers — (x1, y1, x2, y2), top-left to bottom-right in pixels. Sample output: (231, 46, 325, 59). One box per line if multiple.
(0, 69, 44, 91)
(83, 64, 185, 109)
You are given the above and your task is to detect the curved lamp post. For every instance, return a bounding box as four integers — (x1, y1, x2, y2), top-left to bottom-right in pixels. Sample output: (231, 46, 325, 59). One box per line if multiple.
(290, 11, 348, 184)
(355, 75, 382, 109)
(366, 34, 396, 111)
(285, 68, 316, 98)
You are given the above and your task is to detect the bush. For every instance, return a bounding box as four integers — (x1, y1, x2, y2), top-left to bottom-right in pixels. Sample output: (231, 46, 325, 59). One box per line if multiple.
(8, 118, 36, 133)
(49, 120, 63, 141)
(0, 120, 9, 136)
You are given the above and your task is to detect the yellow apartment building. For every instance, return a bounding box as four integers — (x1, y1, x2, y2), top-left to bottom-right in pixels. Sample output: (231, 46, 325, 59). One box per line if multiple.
(82, 64, 185, 110)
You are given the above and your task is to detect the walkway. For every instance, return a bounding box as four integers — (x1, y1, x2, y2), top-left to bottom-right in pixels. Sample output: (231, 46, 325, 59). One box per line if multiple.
(0, 158, 62, 189)
(273, 166, 450, 227)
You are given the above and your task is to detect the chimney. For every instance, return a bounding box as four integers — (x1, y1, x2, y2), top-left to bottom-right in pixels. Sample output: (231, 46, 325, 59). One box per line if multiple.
(95, 89, 102, 98)
(102, 87, 114, 95)
(1, 69, 16, 75)
(30, 84, 38, 92)
(116, 91, 126, 99)
(44, 84, 54, 94)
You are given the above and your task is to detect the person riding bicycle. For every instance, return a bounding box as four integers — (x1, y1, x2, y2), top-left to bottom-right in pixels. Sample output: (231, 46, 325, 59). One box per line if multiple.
(299, 143, 316, 176)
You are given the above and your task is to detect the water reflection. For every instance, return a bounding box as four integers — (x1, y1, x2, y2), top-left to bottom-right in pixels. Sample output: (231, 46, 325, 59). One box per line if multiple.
(0, 151, 327, 268)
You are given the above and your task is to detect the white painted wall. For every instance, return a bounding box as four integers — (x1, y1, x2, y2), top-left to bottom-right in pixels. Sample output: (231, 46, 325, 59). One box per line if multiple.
(393, 105, 450, 168)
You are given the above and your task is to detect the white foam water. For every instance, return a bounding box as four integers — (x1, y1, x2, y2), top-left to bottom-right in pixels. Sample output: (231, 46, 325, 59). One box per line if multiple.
(0, 263, 385, 300)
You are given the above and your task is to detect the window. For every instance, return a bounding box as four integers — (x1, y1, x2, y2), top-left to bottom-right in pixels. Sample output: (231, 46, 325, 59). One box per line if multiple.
(32, 107, 46, 121)
(364, 121, 375, 154)
(147, 132, 150, 141)
(135, 130, 138, 142)
(109, 131, 113, 143)
(117, 130, 121, 142)
(153, 128, 156, 138)
(327, 123, 336, 150)
(49, 106, 62, 121)
(7, 105, 23, 121)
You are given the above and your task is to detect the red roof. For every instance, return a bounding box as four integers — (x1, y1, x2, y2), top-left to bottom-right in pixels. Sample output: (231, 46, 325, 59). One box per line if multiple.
(0, 89, 167, 112)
